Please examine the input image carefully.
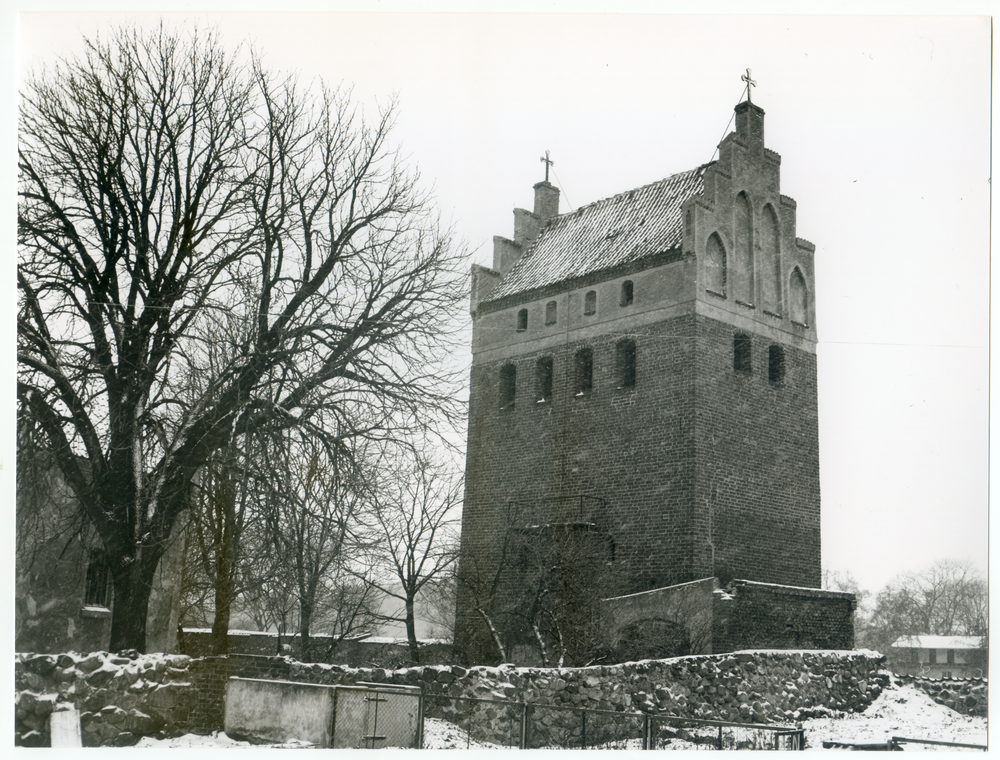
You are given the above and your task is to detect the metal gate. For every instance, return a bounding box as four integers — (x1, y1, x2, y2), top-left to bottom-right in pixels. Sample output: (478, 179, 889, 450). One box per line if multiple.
(331, 683, 422, 749)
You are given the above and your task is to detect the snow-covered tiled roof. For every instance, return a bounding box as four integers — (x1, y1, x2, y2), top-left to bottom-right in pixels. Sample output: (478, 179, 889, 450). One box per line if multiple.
(485, 164, 709, 302)
(891, 634, 983, 650)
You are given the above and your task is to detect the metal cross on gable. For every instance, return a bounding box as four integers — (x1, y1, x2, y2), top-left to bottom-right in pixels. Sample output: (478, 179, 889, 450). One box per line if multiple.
(540, 150, 554, 182)
(742, 68, 757, 102)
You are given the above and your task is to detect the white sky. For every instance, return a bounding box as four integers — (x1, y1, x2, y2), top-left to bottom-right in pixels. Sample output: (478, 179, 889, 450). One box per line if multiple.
(9, 3, 992, 598)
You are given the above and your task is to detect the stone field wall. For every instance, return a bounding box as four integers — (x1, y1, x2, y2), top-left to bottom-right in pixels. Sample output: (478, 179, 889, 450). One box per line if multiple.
(14, 648, 944, 747)
(899, 675, 987, 717)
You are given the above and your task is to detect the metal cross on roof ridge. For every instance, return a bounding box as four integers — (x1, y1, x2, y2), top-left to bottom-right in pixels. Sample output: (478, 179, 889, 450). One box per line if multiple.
(742, 68, 757, 103)
(540, 150, 554, 182)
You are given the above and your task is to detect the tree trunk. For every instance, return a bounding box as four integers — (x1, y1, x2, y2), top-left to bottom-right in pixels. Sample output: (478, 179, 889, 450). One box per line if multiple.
(210, 563, 235, 655)
(405, 595, 420, 663)
(108, 553, 159, 652)
(299, 602, 313, 662)
(476, 607, 506, 663)
(209, 469, 238, 655)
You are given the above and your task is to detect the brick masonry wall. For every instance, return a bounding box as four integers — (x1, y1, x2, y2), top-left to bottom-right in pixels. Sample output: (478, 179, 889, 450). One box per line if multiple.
(694, 315, 821, 587)
(713, 582, 854, 652)
(456, 310, 822, 661)
(15, 649, 893, 746)
(178, 629, 453, 668)
(457, 313, 700, 660)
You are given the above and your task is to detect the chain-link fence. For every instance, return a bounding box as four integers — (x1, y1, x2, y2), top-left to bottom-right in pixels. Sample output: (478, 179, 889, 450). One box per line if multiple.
(418, 692, 804, 750)
(422, 694, 523, 749)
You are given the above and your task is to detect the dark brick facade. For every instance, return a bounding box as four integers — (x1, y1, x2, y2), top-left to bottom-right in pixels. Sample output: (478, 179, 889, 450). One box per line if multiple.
(712, 581, 855, 652)
(456, 99, 838, 663)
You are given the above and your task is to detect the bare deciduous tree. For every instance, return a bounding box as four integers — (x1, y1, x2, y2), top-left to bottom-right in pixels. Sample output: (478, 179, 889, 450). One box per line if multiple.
(263, 434, 371, 662)
(18, 25, 465, 651)
(863, 559, 987, 656)
(362, 452, 460, 662)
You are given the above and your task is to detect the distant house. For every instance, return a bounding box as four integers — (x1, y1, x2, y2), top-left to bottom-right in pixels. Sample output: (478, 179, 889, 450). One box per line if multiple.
(890, 635, 986, 679)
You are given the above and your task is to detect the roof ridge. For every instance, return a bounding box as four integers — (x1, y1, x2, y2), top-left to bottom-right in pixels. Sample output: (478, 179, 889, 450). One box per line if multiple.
(555, 161, 714, 220)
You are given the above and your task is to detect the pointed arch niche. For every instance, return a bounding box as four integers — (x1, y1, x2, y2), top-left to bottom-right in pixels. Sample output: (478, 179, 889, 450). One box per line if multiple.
(733, 192, 754, 304)
(704, 232, 727, 296)
(760, 204, 781, 314)
(789, 267, 809, 326)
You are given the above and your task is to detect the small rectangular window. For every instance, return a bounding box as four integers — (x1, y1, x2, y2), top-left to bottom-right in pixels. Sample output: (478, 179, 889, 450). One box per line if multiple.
(536, 357, 553, 402)
(516, 308, 528, 332)
(499, 364, 516, 409)
(85, 549, 112, 608)
(575, 348, 593, 395)
(734, 334, 751, 374)
(768, 344, 785, 382)
(584, 290, 597, 316)
(617, 339, 636, 388)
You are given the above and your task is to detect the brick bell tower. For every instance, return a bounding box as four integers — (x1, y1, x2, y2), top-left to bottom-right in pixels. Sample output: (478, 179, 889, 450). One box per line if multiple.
(455, 97, 827, 664)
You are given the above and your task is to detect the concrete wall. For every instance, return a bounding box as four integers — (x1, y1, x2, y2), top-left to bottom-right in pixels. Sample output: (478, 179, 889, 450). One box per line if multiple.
(224, 677, 336, 746)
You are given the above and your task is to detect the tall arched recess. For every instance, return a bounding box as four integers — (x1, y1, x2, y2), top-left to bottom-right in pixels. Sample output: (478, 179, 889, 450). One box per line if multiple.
(733, 192, 753, 304)
(704, 232, 727, 295)
(789, 267, 809, 325)
(760, 204, 781, 313)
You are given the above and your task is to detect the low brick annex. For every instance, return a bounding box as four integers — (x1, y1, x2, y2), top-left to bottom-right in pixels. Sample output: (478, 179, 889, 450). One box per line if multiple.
(455, 95, 850, 664)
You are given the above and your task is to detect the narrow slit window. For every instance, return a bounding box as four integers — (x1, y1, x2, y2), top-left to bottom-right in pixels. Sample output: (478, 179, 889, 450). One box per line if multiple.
(516, 308, 528, 332)
(536, 357, 553, 402)
(734, 334, 752, 374)
(768, 345, 785, 383)
(85, 549, 112, 608)
(584, 290, 597, 316)
(620, 280, 634, 307)
(575, 348, 593, 395)
(499, 364, 516, 409)
(545, 300, 557, 325)
(617, 339, 636, 388)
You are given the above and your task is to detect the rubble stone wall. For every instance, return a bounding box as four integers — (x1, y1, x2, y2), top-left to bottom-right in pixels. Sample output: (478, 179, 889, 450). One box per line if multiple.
(899, 675, 988, 717)
(15, 649, 889, 747)
(15, 652, 195, 747)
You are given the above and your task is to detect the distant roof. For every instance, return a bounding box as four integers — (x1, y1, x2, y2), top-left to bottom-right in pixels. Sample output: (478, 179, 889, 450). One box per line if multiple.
(891, 634, 983, 650)
(485, 164, 710, 302)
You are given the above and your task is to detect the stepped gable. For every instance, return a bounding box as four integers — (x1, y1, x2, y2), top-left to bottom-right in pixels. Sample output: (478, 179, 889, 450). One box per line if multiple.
(484, 164, 709, 302)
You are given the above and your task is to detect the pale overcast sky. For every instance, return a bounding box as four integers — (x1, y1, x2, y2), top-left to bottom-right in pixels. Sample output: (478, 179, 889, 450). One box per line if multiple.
(11, 4, 992, 597)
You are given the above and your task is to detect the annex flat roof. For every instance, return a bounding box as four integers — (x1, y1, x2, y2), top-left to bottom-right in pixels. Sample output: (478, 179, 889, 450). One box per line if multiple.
(891, 635, 983, 650)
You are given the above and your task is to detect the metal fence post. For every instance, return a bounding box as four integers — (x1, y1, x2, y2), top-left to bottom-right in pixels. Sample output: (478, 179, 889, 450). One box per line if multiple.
(519, 701, 529, 750)
(581, 710, 586, 749)
(417, 689, 424, 749)
(642, 715, 651, 750)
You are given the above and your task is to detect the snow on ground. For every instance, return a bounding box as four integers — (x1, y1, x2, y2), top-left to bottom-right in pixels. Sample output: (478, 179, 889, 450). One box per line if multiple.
(134, 731, 314, 748)
(134, 680, 987, 749)
(802, 682, 987, 750)
(422, 717, 509, 750)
